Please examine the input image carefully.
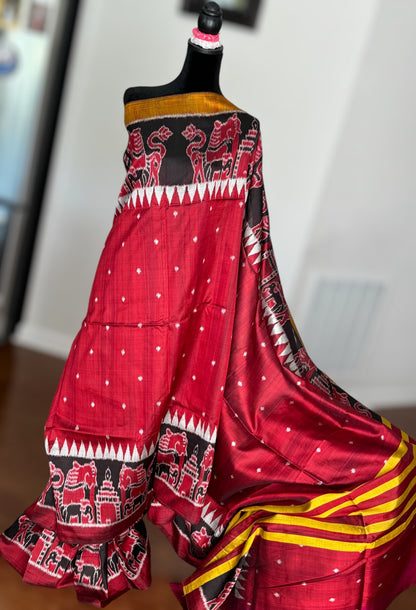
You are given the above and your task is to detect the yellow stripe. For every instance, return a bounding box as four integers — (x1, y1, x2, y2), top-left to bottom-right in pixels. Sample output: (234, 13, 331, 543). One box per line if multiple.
(225, 490, 355, 531)
(381, 416, 392, 428)
(184, 527, 265, 595)
(350, 471, 416, 517)
(350, 455, 416, 518)
(227, 441, 409, 528)
(261, 506, 416, 550)
(208, 513, 368, 569)
(184, 501, 416, 597)
(254, 496, 416, 537)
(232, 480, 416, 541)
(247, 513, 367, 536)
(354, 443, 414, 505)
(212, 483, 416, 568)
(366, 500, 416, 548)
(124, 92, 241, 126)
(365, 495, 416, 534)
(197, 441, 415, 586)
(206, 524, 254, 566)
(375, 439, 408, 478)
(317, 499, 355, 519)
(319, 442, 414, 518)
(208, 504, 369, 569)
(183, 526, 368, 596)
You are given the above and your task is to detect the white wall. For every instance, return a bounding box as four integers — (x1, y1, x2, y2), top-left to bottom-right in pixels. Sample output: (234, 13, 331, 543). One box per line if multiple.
(294, 0, 416, 406)
(15, 0, 416, 408)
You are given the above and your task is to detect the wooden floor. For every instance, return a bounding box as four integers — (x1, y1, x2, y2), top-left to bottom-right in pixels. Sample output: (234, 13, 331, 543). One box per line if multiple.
(0, 343, 416, 609)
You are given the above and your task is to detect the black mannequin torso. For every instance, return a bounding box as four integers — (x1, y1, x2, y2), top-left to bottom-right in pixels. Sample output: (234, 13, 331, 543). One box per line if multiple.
(123, 42, 223, 104)
(123, 1, 224, 104)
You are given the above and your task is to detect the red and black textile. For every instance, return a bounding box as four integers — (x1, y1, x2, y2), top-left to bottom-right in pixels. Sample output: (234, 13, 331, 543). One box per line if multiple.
(1, 92, 416, 609)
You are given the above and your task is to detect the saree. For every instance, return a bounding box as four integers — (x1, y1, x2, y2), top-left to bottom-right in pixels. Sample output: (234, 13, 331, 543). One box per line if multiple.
(1, 92, 415, 609)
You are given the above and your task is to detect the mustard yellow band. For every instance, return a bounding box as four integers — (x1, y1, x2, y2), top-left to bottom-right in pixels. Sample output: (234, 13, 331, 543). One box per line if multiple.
(125, 92, 241, 126)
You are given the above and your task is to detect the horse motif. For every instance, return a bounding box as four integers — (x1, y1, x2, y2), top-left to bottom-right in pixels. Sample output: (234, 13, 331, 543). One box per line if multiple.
(205, 114, 241, 180)
(119, 463, 147, 515)
(124, 125, 172, 188)
(63, 460, 97, 504)
(182, 124, 207, 183)
(182, 114, 242, 183)
(156, 429, 188, 487)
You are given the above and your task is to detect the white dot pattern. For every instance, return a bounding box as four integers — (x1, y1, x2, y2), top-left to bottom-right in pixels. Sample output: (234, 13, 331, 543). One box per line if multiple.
(42, 113, 407, 610)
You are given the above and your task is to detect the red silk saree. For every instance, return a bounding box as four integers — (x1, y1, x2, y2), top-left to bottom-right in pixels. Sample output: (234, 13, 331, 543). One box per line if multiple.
(1, 92, 415, 609)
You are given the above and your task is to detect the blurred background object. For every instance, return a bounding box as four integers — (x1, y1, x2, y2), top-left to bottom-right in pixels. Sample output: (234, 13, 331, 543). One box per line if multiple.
(0, 0, 79, 343)
(183, 0, 262, 28)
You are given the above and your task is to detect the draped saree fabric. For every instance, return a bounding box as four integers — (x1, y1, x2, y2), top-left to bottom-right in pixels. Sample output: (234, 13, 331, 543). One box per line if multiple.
(1, 92, 416, 609)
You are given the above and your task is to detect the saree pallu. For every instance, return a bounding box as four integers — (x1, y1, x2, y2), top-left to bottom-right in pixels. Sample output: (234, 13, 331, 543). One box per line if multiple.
(1, 92, 415, 609)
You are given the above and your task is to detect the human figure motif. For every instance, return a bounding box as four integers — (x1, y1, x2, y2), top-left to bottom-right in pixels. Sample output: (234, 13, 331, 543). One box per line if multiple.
(39, 462, 64, 507)
(195, 444, 214, 502)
